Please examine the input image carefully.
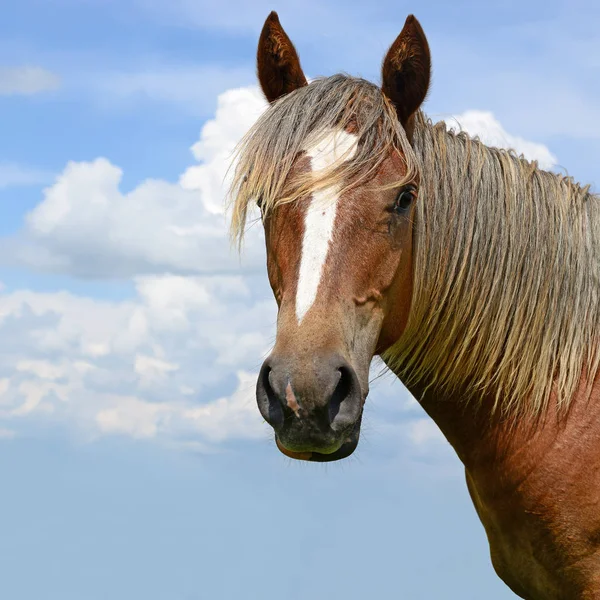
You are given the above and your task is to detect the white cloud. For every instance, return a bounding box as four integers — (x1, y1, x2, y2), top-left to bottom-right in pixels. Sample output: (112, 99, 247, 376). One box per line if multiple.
(0, 66, 61, 95)
(134, 355, 179, 386)
(180, 87, 266, 212)
(16, 359, 69, 380)
(95, 396, 165, 439)
(0, 163, 53, 189)
(0, 274, 273, 446)
(9, 86, 267, 278)
(181, 371, 264, 442)
(94, 370, 263, 441)
(446, 110, 557, 170)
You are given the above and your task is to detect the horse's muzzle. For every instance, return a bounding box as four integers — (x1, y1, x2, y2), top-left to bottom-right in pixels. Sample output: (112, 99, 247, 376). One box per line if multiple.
(256, 353, 365, 461)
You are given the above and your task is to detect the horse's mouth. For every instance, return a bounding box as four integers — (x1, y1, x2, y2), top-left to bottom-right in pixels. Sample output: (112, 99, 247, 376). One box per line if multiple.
(274, 417, 362, 462)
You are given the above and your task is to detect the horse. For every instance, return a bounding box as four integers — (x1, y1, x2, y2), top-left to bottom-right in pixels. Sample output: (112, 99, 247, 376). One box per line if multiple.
(229, 12, 600, 599)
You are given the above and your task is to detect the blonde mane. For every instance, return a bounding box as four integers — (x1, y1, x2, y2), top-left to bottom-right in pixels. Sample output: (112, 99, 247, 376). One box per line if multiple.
(385, 113, 600, 417)
(229, 74, 600, 418)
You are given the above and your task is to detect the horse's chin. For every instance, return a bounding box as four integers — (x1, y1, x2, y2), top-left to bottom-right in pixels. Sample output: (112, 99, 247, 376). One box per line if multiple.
(275, 419, 361, 462)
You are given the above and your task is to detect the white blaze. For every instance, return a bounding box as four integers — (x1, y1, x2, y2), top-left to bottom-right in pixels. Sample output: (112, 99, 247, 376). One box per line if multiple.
(296, 130, 358, 324)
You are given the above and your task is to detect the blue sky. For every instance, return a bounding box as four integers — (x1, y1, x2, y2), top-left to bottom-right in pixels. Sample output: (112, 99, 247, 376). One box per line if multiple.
(0, 1, 598, 598)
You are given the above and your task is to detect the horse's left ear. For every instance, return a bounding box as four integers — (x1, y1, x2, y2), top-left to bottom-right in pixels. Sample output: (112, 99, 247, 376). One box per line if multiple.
(257, 11, 308, 103)
(381, 15, 431, 137)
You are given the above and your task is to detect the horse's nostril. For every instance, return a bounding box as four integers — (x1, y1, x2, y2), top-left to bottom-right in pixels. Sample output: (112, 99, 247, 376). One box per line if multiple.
(260, 364, 272, 392)
(328, 363, 362, 432)
(257, 362, 285, 429)
(327, 366, 352, 425)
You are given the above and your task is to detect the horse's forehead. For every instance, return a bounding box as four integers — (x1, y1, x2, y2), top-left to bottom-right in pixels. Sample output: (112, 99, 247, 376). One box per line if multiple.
(303, 129, 359, 171)
(293, 129, 359, 324)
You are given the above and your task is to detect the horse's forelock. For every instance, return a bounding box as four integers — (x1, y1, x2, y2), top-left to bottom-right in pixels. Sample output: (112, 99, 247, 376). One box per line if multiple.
(228, 74, 417, 247)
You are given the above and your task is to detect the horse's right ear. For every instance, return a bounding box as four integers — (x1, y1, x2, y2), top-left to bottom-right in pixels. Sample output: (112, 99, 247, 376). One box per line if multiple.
(381, 15, 431, 138)
(257, 12, 308, 103)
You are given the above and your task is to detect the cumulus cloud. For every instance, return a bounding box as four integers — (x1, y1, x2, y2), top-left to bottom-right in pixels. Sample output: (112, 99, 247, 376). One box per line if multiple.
(0, 66, 61, 95)
(180, 87, 266, 213)
(0, 274, 273, 446)
(9, 86, 267, 278)
(94, 370, 262, 441)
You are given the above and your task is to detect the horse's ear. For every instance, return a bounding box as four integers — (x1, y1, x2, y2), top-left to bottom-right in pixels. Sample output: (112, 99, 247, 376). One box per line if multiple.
(257, 11, 308, 103)
(381, 15, 431, 137)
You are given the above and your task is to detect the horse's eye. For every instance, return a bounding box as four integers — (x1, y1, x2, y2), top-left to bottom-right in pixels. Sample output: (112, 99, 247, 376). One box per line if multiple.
(393, 186, 415, 214)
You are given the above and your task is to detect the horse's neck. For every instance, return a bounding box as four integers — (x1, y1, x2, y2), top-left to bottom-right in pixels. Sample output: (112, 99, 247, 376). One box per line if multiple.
(406, 376, 600, 473)
(406, 375, 600, 594)
(407, 375, 600, 596)
(408, 382, 546, 471)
